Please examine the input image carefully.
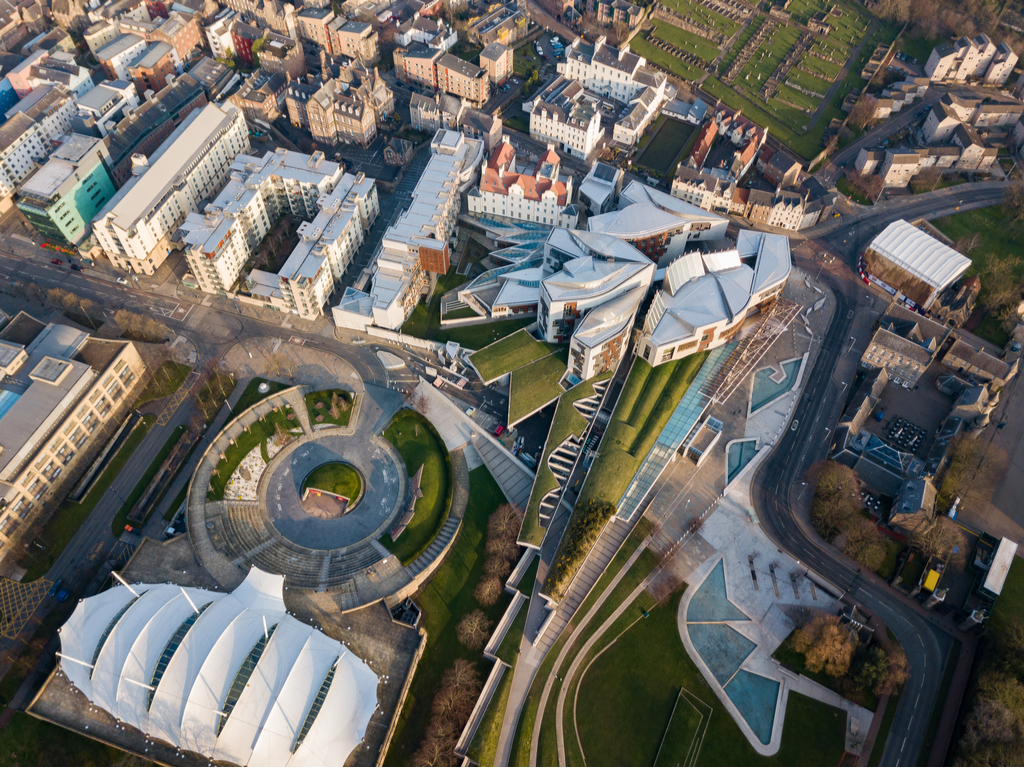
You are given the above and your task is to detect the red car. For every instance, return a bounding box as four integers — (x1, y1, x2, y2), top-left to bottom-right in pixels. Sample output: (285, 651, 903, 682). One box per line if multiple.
(50, 258, 62, 266)
(494, 424, 505, 436)
(124, 524, 135, 533)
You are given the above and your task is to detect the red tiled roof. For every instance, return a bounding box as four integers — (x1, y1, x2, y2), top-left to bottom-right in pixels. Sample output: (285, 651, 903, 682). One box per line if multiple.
(479, 166, 567, 205)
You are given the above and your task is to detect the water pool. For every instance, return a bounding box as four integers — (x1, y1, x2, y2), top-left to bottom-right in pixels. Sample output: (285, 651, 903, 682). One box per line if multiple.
(727, 440, 759, 484)
(724, 670, 780, 745)
(687, 623, 757, 686)
(750, 359, 802, 414)
(688, 560, 749, 622)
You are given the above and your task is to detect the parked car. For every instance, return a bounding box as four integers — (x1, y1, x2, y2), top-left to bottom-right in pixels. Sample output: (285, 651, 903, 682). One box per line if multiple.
(70, 263, 83, 271)
(465, 406, 476, 417)
(50, 258, 62, 266)
(48, 578, 63, 597)
(56, 587, 71, 602)
(494, 424, 505, 436)
(117, 276, 129, 285)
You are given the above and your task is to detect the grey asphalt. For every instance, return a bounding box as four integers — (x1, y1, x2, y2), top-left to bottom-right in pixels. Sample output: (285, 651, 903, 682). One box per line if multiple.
(266, 433, 403, 550)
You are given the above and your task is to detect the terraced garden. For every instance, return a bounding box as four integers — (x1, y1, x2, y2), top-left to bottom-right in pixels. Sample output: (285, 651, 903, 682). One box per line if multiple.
(649, 18, 723, 63)
(632, 31, 708, 80)
(662, 0, 741, 37)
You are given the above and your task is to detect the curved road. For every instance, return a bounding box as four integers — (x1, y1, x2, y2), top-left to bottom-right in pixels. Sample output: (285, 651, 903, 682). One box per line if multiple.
(751, 275, 950, 766)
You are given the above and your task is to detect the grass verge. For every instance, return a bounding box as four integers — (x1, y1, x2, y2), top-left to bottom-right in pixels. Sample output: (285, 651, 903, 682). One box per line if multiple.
(383, 466, 510, 765)
(381, 410, 452, 564)
(134, 360, 190, 408)
(110, 424, 186, 535)
(232, 377, 288, 414)
(21, 415, 155, 581)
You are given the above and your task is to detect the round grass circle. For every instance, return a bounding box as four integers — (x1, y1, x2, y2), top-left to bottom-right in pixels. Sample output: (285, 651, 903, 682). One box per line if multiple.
(301, 462, 363, 509)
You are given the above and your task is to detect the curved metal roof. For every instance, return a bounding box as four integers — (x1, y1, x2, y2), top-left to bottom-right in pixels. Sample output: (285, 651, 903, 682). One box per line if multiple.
(57, 568, 378, 767)
(868, 219, 971, 290)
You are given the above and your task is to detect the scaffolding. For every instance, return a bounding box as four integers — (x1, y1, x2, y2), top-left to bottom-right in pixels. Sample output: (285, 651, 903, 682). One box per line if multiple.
(700, 297, 803, 405)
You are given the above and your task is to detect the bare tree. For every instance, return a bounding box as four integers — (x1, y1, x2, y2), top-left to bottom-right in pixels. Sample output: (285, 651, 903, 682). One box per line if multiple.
(793, 614, 857, 677)
(910, 517, 969, 569)
(456, 609, 493, 651)
(954, 232, 983, 256)
(1003, 182, 1024, 241)
(848, 95, 879, 130)
(474, 576, 503, 606)
(978, 256, 1023, 315)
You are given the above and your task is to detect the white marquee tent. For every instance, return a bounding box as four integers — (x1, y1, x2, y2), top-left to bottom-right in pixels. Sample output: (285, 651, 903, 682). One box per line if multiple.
(57, 568, 378, 767)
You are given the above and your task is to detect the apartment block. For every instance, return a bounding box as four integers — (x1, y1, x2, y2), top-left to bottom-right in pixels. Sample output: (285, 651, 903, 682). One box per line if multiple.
(394, 43, 441, 89)
(72, 79, 140, 137)
(925, 34, 1016, 85)
(5, 84, 75, 143)
(0, 113, 52, 198)
(468, 137, 579, 227)
(96, 34, 148, 81)
(558, 36, 661, 104)
(479, 41, 512, 84)
(0, 313, 147, 568)
(528, 76, 604, 160)
(329, 19, 379, 63)
(436, 53, 489, 106)
(17, 135, 116, 244)
(93, 102, 249, 275)
(127, 41, 176, 92)
(230, 71, 286, 123)
(257, 30, 306, 81)
(469, 2, 527, 46)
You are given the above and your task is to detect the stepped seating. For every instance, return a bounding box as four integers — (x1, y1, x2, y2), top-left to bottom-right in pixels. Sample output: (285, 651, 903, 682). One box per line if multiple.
(407, 516, 460, 578)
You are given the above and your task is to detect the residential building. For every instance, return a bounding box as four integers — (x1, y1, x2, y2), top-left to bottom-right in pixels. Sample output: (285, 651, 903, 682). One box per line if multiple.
(436, 53, 489, 106)
(188, 57, 236, 102)
(468, 138, 579, 227)
(183, 149, 378, 318)
(395, 14, 456, 50)
(860, 303, 950, 386)
(0, 313, 147, 566)
(7, 50, 94, 99)
(333, 130, 485, 331)
(587, 180, 728, 267)
(942, 338, 1018, 387)
(305, 76, 377, 147)
(286, 59, 392, 138)
(72, 80, 140, 137)
(855, 148, 885, 175)
(203, 9, 235, 59)
(924, 34, 1015, 84)
(858, 219, 971, 311)
(103, 72, 208, 187)
(127, 41, 176, 92)
(923, 103, 961, 143)
(479, 41, 512, 84)
(558, 36, 663, 104)
(84, 19, 119, 55)
(671, 166, 741, 215)
(597, 0, 643, 28)
(758, 147, 802, 188)
(611, 83, 667, 148)
(294, 6, 333, 51)
(469, 2, 527, 46)
(393, 43, 442, 90)
(17, 135, 116, 244)
(328, 19, 378, 63)
(96, 34, 148, 81)
(92, 102, 249, 275)
(0, 112, 53, 198)
(578, 160, 622, 215)
(230, 20, 262, 66)
(952, 122, 997, 170)
(527, 76, 604, 160)
(119, 11, 201, 64)
(461, 108, 501, 151)
(230, 71, 286, 123)
(257, 30, 306, 81)
(687, 105, 766, 183)
(745, 188, 805, 229)
(409, 91, 464, 133)
(637, 230, 791, 366)
(879, 149, 921, 187)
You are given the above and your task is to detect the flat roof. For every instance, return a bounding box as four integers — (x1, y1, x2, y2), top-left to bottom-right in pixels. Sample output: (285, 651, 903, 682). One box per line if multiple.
(983, 537, 1019, 596)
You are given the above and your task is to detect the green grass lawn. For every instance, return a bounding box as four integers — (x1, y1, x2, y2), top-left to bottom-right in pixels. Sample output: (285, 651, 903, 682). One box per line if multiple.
(575, 588, 848, 766)
(400, 268, 468, 341)
(837, 174, 874, 205)
(209, 408, 298, 500)
(515, 551, 539, 591)
(630, 32, 708, 82)
(232, 377, 288, 414)
(989, 555, 1024, 631)
(20, 415, 156, 581)
(786, 68, 833, 94)
(662, 0, 740, 36)
(305, 389, 354, 427)
(302, 462, 362, 501)
(195, 372, 236, 423)
(777, 83, 820, 112)
(803, 49, 844, 79)
(739, 25, 802, 86)
(111, 424, 186, 535)
(470, 328, 561, 383)
(0, 712, 142, 766)
(437, 316, 536, 350)
(383, 466, 510, 765)
(508, 349, 568, 425)
(468, 663, 514, 765)
(381, 410, 452, 564)
(649, 19, 722, 64)
(579, 354, 707, 509)
(933, 206, 1021, 282)
(503, 113, 531, 133)
(899, 35, 941, 66)
(876, 539, 904, 580)
(134, 360, 191, 408)
(521, 372, 613, 546)
(637, 119, 696, 175)
(719, 16, 764, 72)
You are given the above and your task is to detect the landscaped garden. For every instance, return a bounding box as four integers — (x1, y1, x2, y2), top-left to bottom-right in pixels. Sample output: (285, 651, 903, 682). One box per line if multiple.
(302, 462, 362, 503)
(521, 372, 613, 547)
(209, 407, 299, 500)
(383, 466, 513, 766)
(400, 268, 468, 341)
(508, 348, 569, 425)
(636, 118, 696, 175)
(381, 409, 452, 564)
(573, 588, 850, 766)
(305, 388, 354, 427)
(233, 377, 288, 414)
(470, 328, 562, 383)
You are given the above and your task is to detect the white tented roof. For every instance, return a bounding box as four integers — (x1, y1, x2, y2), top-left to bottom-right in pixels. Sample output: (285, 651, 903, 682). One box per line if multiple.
(868, 219, 971, 290)
(57, 568, 378, 767)
(983, 537, 1019, 597)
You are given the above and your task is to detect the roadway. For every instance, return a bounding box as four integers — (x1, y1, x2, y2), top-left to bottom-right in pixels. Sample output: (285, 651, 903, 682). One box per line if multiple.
(751, 266, 954, 766)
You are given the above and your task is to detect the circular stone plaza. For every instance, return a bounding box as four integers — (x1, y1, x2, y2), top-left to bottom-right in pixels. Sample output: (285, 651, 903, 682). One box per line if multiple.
(186, 378, 464, 610)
